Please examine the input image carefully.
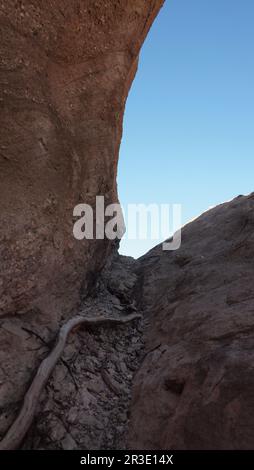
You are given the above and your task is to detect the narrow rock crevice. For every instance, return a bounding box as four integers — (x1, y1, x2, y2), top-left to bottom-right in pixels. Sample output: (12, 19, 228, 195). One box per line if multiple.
(2, 254, 144, 450)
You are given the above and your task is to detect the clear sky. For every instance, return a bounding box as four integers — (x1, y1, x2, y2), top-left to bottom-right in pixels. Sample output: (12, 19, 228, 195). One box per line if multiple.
(118, 0, 254, 259)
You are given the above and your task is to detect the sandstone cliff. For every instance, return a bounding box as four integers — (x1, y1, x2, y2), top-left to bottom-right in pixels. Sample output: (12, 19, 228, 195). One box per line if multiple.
(1, 1, 253, 452)
(0, 0, 164, 444)
(0, 0, 163, 319)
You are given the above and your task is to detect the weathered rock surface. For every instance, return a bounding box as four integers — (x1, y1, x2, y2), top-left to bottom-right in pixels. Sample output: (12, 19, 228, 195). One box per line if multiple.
(0, 0, 163, 319)
(2, 193, 254, 449)
(1, 2, 253, 451)
(0, 0, 163, 438)
(128, 193, 254, 449)
(20, 254, 144, 450)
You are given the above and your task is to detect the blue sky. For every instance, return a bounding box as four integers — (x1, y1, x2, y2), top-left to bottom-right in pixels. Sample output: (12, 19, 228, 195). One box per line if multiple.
(118, 0, 254, 258)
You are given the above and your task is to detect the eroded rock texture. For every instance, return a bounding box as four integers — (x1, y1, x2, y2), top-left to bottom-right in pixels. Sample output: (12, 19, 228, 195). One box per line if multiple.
(22, 254, 144, 450)
(1, 1, 252, 452)
(0, 0, 163, 319)
(128, 193, 254, 450)
(0, 0, 164, 441)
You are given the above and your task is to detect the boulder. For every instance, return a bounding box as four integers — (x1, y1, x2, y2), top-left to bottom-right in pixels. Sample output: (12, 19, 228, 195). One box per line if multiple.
(128, 193, 254, 449)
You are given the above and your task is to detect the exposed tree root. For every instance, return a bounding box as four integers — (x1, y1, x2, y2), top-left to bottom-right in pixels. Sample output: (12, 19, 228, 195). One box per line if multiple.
(0, 313, 141, 450)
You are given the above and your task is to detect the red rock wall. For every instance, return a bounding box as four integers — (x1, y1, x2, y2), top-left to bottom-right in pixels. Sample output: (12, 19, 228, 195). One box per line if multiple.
(0, 0, 164, 320)
(128, 194, 254, 449)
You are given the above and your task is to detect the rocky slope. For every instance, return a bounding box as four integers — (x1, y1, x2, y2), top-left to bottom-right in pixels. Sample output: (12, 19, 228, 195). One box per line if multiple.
(1, 194, 254, 449)
(21, 254, 144, 450)
(128, 193, 254, 449)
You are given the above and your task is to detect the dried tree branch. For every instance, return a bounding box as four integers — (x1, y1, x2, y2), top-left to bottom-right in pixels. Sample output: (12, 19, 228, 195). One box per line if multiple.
(0, 313, 141, 450)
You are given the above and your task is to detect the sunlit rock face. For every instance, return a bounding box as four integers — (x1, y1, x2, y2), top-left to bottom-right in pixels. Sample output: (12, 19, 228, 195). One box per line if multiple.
(0, 0, 164, 320)
(128, 193, 254, 450)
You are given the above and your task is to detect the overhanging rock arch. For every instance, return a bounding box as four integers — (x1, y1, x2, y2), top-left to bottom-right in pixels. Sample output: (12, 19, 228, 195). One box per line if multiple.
(0, 0, 164, 441)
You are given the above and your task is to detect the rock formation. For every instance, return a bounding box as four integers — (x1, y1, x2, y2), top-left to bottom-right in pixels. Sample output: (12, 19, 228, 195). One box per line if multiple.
(0, 0, 164, 442)
(1, 252, 145, 449)
(0, 0, 163, 320)
(128, 193, 254, 450)
(2, 192, 254, 449)
(1, 1, 253, 452)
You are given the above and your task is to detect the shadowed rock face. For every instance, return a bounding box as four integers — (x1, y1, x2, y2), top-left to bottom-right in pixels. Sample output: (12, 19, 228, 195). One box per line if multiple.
(0, 0, 164, 320)
(2, 193, 253, 449)
(128, 193, 254, 450)
(0, 0, 164, 441)
(2, 2, 252, 451)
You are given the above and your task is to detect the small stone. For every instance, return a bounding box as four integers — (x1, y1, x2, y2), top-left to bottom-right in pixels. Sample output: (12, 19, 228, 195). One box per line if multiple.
(87, 378, 105, 395)
(111, 296, 121, 306)
(61, 433, 77, 450)
(49, 419, 66, 442)
(114, 305, 125, 311)
(67, 407, 79, 425)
